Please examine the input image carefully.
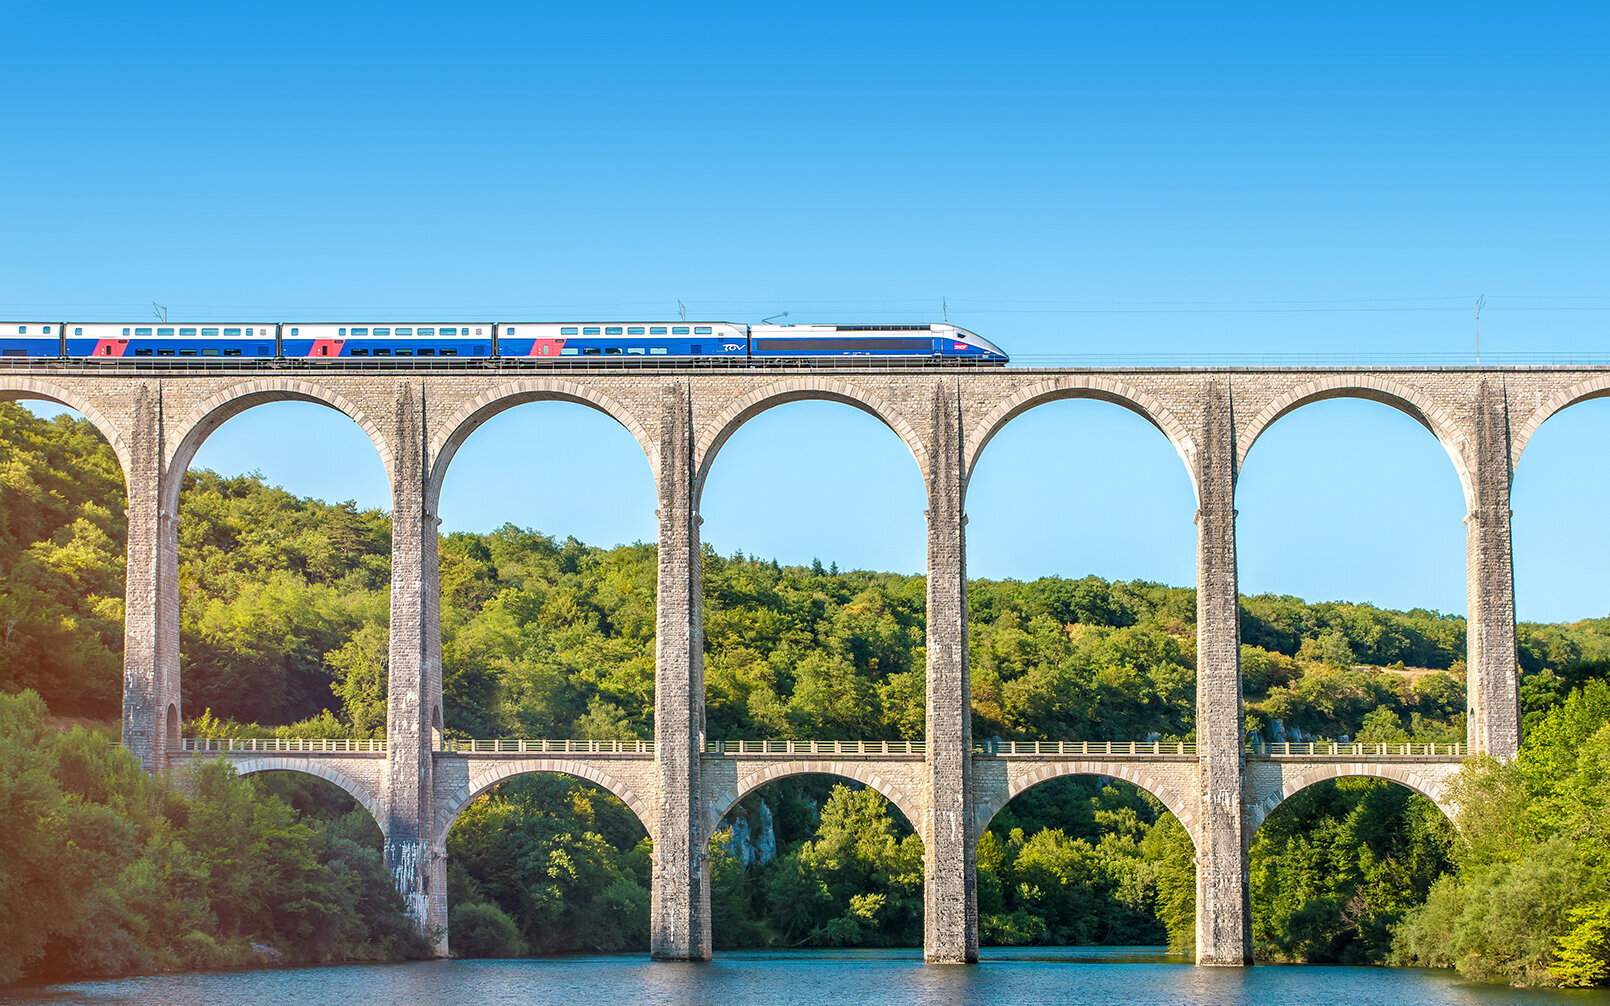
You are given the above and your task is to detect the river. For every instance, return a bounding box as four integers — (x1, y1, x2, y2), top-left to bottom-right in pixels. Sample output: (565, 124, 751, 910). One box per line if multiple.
(7, 948, 1610, 1006)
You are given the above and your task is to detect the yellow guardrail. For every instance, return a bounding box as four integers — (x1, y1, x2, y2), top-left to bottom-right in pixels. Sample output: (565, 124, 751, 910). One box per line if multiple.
(1251, 741, 1468, 757)
(439, 739, 655, 754)
(976, 740, 1196, 756)
(705, 739, 926, 755)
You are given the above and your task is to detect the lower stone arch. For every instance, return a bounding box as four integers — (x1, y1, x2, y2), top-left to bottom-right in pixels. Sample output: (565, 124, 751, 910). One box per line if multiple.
(433, 759, 658, 850)
(704, 762, 928, 848)
(0, 377, 134, 486)
(163, 379, 393, 513)
(427, 379, 658, 509)
(976, 761, 1201, 851)
(693, 379, 928, 505)
(226, 757, 388, 838)
(1245, 763, 1461, 842)
(961, 377, 1200, 506)
(1236, 376, 1475, 511)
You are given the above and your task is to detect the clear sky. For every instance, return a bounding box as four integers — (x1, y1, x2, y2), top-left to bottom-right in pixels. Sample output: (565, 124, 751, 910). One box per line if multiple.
(3, 2, 1608, 622)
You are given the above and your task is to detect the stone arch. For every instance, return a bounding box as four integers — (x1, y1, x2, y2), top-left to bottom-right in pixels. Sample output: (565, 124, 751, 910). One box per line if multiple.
(163, 379, 393, 513)
(693, 379, 927, 504)
(433, 759, 657, 849)
(427, 379, 657, 509)
(0, 377, 134, 486)
(974, 761, 1200, 850)
(1237, 376, 1475, 510)
(703, 761, 928, 848)
(961, 376, 1200, 505)
(229, 757, 387, 837)
(1511, 375, 1610, 474)
(1245, 763, 1460, 840)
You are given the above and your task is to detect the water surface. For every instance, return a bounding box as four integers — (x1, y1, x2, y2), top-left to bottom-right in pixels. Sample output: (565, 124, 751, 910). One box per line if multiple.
(9, 947, 1610, 1006)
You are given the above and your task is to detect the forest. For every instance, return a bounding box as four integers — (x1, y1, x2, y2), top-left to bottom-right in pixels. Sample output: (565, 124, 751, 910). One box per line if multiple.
(5, 401, 1610, 986)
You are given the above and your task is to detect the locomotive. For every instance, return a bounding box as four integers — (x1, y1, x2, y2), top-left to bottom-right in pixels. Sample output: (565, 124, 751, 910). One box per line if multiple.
(0, 321, 1009, 364)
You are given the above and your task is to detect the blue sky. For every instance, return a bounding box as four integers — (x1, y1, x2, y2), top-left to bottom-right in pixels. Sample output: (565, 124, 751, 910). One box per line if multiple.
(3, 2, 1607, 622)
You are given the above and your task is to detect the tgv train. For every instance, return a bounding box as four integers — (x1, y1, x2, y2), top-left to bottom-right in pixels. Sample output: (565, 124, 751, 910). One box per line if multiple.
(0, 321, 1009, 364)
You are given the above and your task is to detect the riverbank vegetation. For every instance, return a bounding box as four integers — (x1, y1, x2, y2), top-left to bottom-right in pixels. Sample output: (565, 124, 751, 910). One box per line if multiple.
(6, 402, 1610, 984)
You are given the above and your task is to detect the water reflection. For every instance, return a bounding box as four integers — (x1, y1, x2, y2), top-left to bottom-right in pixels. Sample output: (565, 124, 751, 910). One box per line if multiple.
(6, 948, 1610, 1006)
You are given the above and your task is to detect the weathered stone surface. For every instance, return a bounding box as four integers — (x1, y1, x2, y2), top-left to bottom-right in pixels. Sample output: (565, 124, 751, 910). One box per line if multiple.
(26, 361, 1571, 965)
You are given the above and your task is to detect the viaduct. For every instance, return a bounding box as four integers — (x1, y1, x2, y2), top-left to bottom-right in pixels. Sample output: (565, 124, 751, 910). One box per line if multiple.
(1, 359, 1591, 965)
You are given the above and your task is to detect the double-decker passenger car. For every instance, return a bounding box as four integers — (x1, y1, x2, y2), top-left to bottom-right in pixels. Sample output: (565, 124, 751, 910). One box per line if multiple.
(279, 323, 494, 359)
(66, 323, 277, 359)
(0, 322, 64, 357)
(496, 322, 749, 360)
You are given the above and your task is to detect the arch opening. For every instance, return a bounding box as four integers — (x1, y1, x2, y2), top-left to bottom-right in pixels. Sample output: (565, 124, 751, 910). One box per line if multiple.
(698, 400, 928, 745)
(0, 399, 129, 718)
(433, 400, 659, 742)
(706, 773, 924, 950)
(439, 771, 652, 958)
(1247, 775, 1454, 965)
(964, 398, 1199, 747)
(173, 400, 391, 731)
(974, 773, 1196, 951)
(1237, 398, 1470, 754)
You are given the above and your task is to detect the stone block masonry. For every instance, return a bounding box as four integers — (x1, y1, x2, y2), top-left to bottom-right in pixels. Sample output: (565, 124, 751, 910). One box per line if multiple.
(12, 359, 1580, 963)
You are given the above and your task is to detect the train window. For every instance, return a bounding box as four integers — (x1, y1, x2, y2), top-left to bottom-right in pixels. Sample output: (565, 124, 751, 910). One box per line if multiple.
(605, 326, 623, 335)
(136, 328, 152, 336)
(134, 349, 152, 356)
(338, 328, 347, 337)
(441, 348, 458, 356)
(3, 349, 25, 356)
(605, 347, 622, 354)
(583, 327, 601, 335)
(627, 327, 645, 335)
(417, 328, 434, 336)
(560, 347, 579, 355)
(419, 348, 435, 356)
(224, 349, 241, 356)
(158, 328, 175, 336)
(352, 328, 369, 336)
(246, 328, 254, 336)
(223, 328, 240, 336)
(201, 348, 220, 356)
(375, 348, 392, 356)
(14, 326, 22, 334)
(201, 328, 219, 337)
(179, 349, 197, 356)
(75, 328, 83, 336)
(290, 328, 300, 336)
(474, 328, 484, 335)
(627, 347, 646, 354)
(559, 326, 578, 335)
(396, 348, 414, 356)
(179, 328, 197, 336)
(582, 347, 601, 355)
(673, 326, 689, 335)
(649, 347, 668, 354)
(351, 349, 369, 356)
(157, 349, 175, 356)
(121, 328, 129, 336)
(694, 326, 712, 335)
(396, 328, 413, 336)
(319, 346, 329, 356)
(650, 326, 667, 335)
(43, 326, 51, 334)
(440, 328, 457, 336)
(373, 328, 389, 336)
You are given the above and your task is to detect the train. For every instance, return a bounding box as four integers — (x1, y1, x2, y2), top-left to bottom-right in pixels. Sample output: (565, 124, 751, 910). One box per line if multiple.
(0, 321, 1009, 364)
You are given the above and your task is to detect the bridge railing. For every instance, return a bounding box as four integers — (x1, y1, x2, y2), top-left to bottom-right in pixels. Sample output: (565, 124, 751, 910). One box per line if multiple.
(706, 739, 926, 755)
(439, 739, 655, 754)
(175, 737, 386, 753)
(975, 740, 1197, 756)
(1251, 741, 1468, 757)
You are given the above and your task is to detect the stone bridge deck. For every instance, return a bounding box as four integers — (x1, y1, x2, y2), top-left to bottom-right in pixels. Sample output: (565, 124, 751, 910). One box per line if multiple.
(169, 738, 1468, 854)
